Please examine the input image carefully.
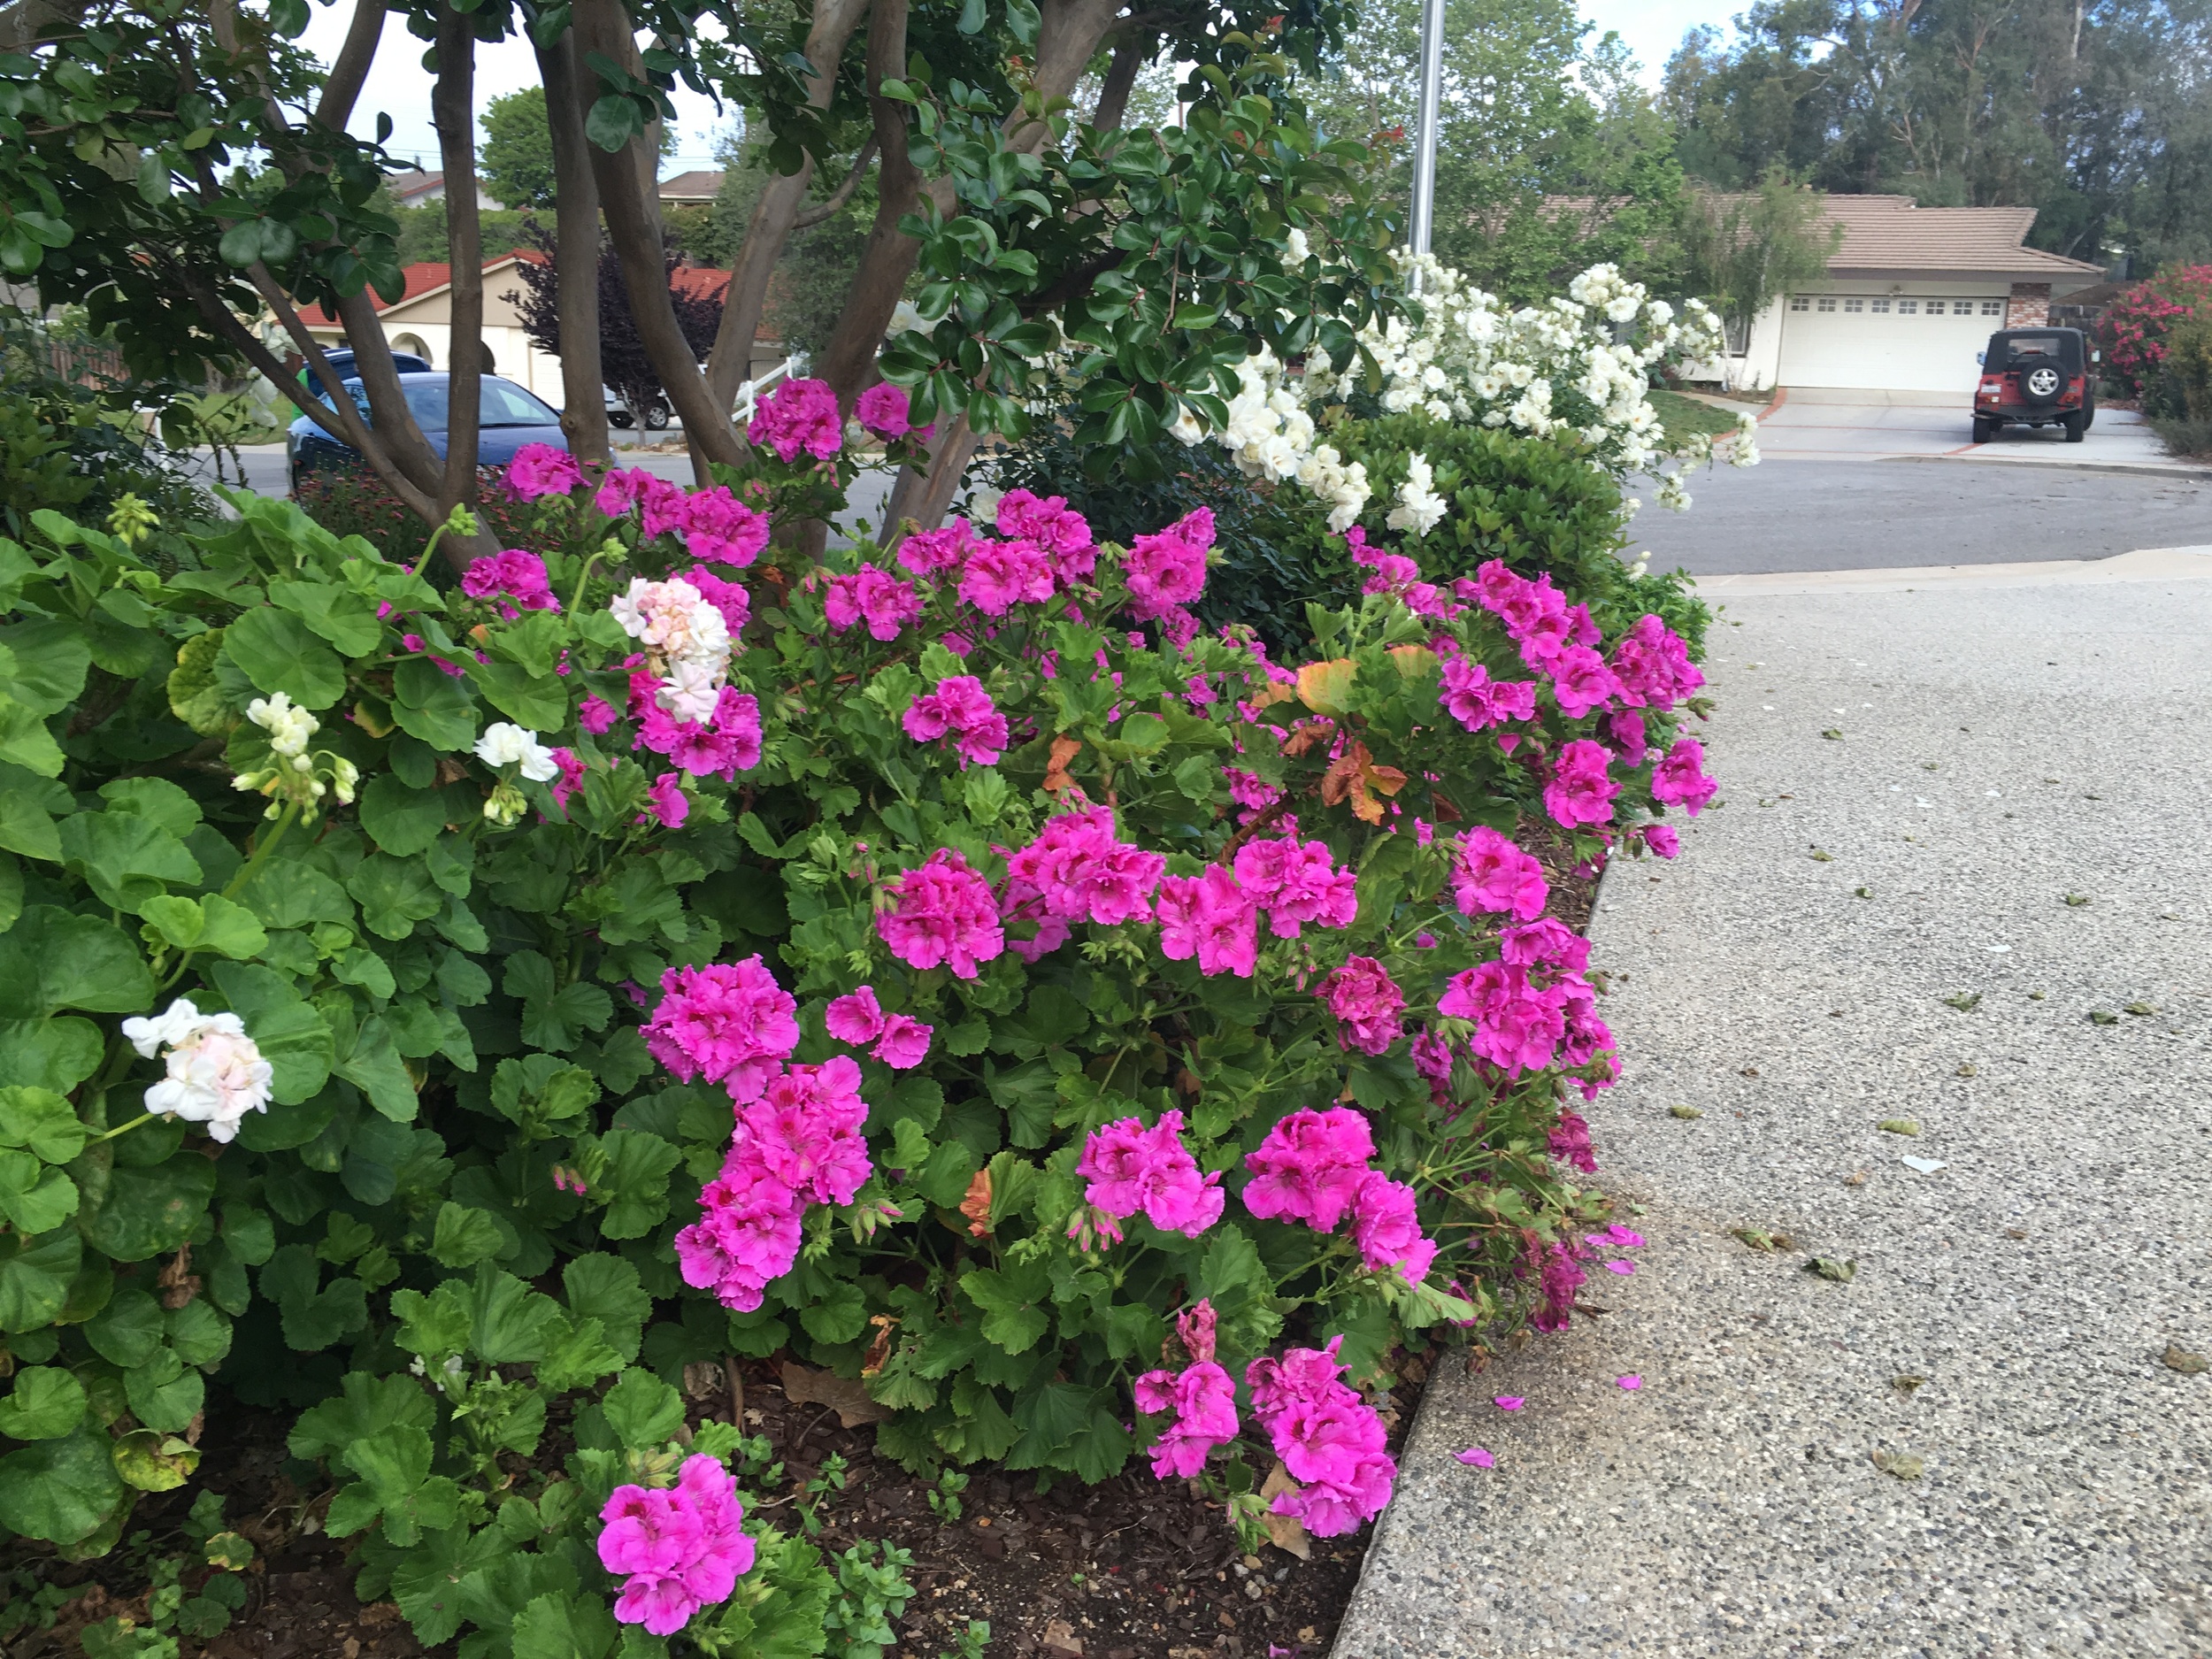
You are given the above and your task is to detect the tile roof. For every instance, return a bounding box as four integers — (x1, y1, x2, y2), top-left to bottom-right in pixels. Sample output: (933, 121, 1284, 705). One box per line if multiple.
(658, 170, 726, 203)
(296, 253, 548, 328)
(1817, 195, 2103, 276)
(383, 169, 445, 201)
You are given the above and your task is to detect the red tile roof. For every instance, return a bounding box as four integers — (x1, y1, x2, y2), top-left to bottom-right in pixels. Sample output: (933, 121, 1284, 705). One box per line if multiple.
(296, 254, 548, 327)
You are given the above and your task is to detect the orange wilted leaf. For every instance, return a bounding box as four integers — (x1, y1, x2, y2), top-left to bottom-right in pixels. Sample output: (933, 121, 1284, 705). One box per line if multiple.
(1281, 718, 1336, 757)
(1043, 734, 1082, 794)
(860, 1313, 899, 1377)
(1296, 658, 1357, 716)
(959, 1168, 994, 1237)
(1249, 680, 1297, 709)
(1321, 741, 1409, 825)
(1386, 643, 1439, 679)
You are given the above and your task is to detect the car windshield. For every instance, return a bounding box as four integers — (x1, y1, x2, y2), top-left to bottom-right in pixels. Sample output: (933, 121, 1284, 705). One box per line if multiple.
(319, 378, 559, 430)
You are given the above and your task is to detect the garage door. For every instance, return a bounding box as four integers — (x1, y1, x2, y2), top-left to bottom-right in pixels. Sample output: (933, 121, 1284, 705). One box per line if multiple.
(1777, 293, 2008, 395)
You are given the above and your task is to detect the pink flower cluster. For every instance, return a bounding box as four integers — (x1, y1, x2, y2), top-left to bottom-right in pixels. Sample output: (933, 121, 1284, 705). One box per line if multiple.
(628, 670, 764, 781)
(1002, 807, 1165, 960)
(825, 985, 933, 1069)
(1650, 737, 1716, 816)
(1075, 1110, 1223, 1240)
(1609, 614, 1704, 710)
(1543, 739, 1618, 829)
(1242, 1107, 1436, 1282)
(902, 675, 1008, 768)
(461, 549, 559, 617)
(642, 956, 801, 1103)
(1157, 866, 1258, 978)
(856, 381, 929, 442)
(825, 564, 923, 641)
(748, 376, 843, 463)
(1450, 826, 1550, 921)
(1318, 956, 1404, 1055)
(676, 1056, 872, 1310)
(996, 488, 1096, 587)
(877, 849, 1004, 979)
(1438, 654, 1536, 733)
(1125, 507, 1213, 633)
(679, 485, 772, 567)
(1246, 1339, 1395, 1537)
(1438, 919, 1614, 1089)
(1133, 1301, 1238, 1479)
(1233, 832, 1358, 937)
(503, 442, 582, 503)
(1347, 526, 1454, 618)
(597, 1455, 755, 1634)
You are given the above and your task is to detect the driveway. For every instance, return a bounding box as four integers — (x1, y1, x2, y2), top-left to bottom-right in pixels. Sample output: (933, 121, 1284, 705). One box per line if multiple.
(1752, 394, 2178, 468)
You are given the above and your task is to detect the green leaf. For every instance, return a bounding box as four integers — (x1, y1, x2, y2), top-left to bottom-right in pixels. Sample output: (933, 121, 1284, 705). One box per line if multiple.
(222, 610, 346, 710)
(0, 790, 60, 862)
(348, 852, 445, 941)
(60, 810, 204, 910)
(0, 1229, 80, 1332)
(561, 1255, 649, 1362)
(85, 1288, 165, 1365)
(0, 618, 91, 716)
(959, 1263, 1050, 1355)
(463, 1265, 562, 1363)
(391, 659, 480, 751)
(472, 663, 566, 730)
(269, 580, 381, 655)
(123, 1348, 205, 1432)
(210, 961, 334, 1103)
(0, 1020, 100, 1093)
(338, 1014, 419, 1121)
(0, 907, 152, 1018)
(328, 1425, 459, 1548)
(0, 1430, 124, 1543)
(358, 774, 453, 856)
(430, 1202, 505, 1270)
(258, 1246, 368, 1350)
(288, 1371, 436, 1460)
(138, 893, 268, 959)
(585, 93, 643, 152)
(0, 697, 62, 777)
(0, 1149, 77, 1233)
(165, 1300, 233, 1368)
(799, 1279, 867, 1345)
(511, 1591, 618, 1659)
(0, 1367, 86, 1440)
(601, 1368, 683, 1450)
(234, 856, 353, 931)
(0, 1085, 88, 1163)
(78, 1157, 216, 1263)
(590, 1130, 680, 1240)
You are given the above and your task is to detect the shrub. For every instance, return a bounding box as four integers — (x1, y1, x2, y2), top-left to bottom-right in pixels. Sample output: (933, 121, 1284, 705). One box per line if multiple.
(0, 394, 1709, 1649)
(290, 464, 542, 569)
(2097, 265, 2212, 401)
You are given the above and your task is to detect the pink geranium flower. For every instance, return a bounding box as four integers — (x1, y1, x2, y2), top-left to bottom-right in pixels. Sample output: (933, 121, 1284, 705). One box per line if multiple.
(1242, 1106, 1373, 1232)
(824, 564, 923, 641)
(901, 675, 1008, 768)
(747, 376, 843, 462)
(642, 956, 801, 1102)
(503, 442, 582, 502)
(877, 849, 1004, 979)
(598, 1455, 756, 1636)
(1076, 1110, 1223, 1238)
(1156, 865, 1259, 978)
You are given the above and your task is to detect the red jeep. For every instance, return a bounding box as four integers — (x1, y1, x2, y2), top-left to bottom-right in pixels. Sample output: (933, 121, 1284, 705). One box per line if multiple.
(1973, 326, 2097, 444)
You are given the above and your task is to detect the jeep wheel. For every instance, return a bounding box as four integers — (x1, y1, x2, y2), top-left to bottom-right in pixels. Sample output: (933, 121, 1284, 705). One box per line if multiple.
(1972, 416, 2000, 443)
(2062, 411, 2087, 443)
(2022, 364, 2062, 405)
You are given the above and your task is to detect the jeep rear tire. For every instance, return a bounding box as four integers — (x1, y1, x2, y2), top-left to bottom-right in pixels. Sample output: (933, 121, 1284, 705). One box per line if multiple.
(1972, 416, 2000, 443)
(2022, 364, 2063, 405)
(2062, 410, 2087, 443)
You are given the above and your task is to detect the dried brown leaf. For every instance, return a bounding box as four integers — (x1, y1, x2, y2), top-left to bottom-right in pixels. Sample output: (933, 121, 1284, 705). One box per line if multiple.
(1256, 1461, 1311, 1560)
(779, 1362, 893, 1427)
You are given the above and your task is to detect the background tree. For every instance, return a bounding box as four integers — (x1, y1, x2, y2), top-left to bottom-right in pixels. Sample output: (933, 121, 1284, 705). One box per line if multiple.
(508, 226, 725, 418)
(479, 87, 559, 211)
(1677, 169, 1845, 349)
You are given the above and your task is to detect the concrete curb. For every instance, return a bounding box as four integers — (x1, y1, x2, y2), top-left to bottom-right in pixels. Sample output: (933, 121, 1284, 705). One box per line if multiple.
(1693, 542, 2212, 596)
(1885, 451, 2212, 480)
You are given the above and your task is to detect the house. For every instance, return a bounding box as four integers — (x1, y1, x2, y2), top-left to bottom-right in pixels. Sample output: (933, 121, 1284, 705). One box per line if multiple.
(1721, 196, 2105, 399)
(296, 255, 564, 400)
(657, 171, 726, 208)
(380, 168, 506, 212)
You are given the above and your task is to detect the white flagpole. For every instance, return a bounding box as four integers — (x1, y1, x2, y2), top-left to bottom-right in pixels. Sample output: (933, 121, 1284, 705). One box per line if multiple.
(1409, 0, 1445, 296)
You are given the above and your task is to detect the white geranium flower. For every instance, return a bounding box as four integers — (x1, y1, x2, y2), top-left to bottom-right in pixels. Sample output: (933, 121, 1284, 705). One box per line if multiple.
(128, 999, 273, 1143)
(475, 722, 560, 782)
(247, 691, 319, 758)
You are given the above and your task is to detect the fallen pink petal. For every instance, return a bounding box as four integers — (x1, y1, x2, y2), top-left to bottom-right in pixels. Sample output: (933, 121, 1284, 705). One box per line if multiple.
(1493, 1395, 1525, 1410)
(1604, 1259, 1636, 1274)
(1604, 1224, 1646, 1247)
(1455, 1447, 1495, 1467)
(1617, 1374, 1643, 1391)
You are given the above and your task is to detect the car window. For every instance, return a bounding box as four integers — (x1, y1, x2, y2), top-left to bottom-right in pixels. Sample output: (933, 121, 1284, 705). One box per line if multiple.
(480, 380, 561, 426)
(400, 380, 452, 429)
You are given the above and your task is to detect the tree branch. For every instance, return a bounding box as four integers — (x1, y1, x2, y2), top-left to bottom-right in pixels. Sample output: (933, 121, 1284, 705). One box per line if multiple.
(1089, 28, 1152, 132)
(312, 0, 385, 131)
(432, 0, 484, 521)
(534, 27, 611, 465)
(794, 137, 877, 228)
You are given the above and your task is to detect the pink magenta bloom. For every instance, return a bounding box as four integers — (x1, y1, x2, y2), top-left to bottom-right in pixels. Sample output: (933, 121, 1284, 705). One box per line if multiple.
(1547, 644, 1622, 719)
(549, 747, 588, 811)
(996, 488, 1096, 585)
(1076, 1110, 1224, 1238)
(680, 565, 752, 634)
(824, 986, 934, 1070)
(1177, 1298, 1218, 1364)
(1455, 1447, 1495, 1468)
(503, 442, 581, 502)
(1003, 807, 1165, 927)
(595, 465, 655, 519)
(855, 380, 925, 442)
(1609, 614, 1704, 710)
(1439, 962, 1568, 1075)
(747, 376, 843, 462)
(1348, 1170, 1436, 1283)
(577, 694, 618, 734)
(957, 536, 1055, 616)
(1242, 1106, 1374, 1232)
(682, 485, 771, 566)
(902, 675, 1009, 769)
(599, 1455, 756, 1636)
(1543, 739, 1618, 829)
(642, 957, 801, 1102)
(1133, 1356, 1238, 1479)
(1499, 918, 1591, 974)
(734, 1056, 872, 1204)
(461, 549, 559, 617)
(1651, 737, 1717, 817)
(644, 772, 689, 828)
(877, 849, 1004, 979)
(1124, 508, 1213, 620)
(1450, 826, 1549, 921)
(1439, 656, 1537, 732)
(675, 1156, 806, 1311)
(824, 564, 923, 641)
(635, 685, 763, 782)
(1548, 1105, 1597, 1174)
(1245, 1339, 1396, 1538)
(1232, 834, 1357, 938)
(1156, 866, 1259, 977)
(895, 516, 982, 579)
(1319, 956, 1405, 1056)
(1642, 823, 1680, 859)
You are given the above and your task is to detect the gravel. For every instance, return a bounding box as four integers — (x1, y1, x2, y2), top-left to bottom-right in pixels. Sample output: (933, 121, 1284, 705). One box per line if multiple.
(1333, 575, 2212, 1658)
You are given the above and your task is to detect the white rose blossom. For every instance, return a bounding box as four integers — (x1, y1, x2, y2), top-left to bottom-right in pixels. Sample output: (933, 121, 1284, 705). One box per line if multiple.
(121, 998, 273, 1143)
(609, 577, 733, 722)
(474, 722, 561, 782)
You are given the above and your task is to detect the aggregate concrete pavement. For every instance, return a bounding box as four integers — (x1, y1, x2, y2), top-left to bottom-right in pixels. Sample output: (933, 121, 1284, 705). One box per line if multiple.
(1333, 572, 2212, 1659)
(1751, 396, 2181, 469)
(1628, 458, 2209, 576)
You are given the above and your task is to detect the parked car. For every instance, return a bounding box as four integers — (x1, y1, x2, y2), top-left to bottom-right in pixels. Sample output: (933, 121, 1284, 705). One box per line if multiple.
(605, 386, 672, 431)
(1973, 326, 2098, 443)
(296, 349, 432, 395)
(288, 372, 567, 492)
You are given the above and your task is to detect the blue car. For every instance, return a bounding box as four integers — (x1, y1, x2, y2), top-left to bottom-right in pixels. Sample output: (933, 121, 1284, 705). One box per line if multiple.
(288, 372, 568, 493)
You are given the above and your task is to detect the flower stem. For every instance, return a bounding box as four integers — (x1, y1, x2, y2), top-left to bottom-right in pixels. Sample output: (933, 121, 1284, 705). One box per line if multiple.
(88, 1111, 157, 1146)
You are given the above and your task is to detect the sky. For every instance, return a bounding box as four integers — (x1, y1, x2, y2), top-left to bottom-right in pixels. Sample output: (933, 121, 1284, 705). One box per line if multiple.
(305, 0, 1727, 186)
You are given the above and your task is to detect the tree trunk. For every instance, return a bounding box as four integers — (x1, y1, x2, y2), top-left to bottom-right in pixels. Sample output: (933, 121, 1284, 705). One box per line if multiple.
(431, 2, 486, 533)
(1090, 30, 1151, 132)
(534, 27, 611, 466)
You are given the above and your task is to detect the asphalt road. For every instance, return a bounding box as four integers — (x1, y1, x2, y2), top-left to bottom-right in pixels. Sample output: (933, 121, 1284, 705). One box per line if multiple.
(1631, 457, 2211, 575)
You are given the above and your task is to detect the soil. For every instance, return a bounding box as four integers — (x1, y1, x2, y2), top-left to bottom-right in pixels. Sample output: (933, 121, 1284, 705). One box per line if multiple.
(10, 852, 1602, 1659)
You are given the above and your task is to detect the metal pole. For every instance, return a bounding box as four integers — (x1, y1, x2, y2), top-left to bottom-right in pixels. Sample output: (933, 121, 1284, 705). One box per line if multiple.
(1409, 0, 1445, 294)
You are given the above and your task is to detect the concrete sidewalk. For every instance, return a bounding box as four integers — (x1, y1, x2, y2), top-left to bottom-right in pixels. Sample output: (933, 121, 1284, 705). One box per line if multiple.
(1334, 570, 2212, 1657)
(1751, 395, 2192, 473)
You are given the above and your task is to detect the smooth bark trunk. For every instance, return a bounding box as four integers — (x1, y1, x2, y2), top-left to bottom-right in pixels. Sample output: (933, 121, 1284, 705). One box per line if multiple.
(431, 2, 485, 527)
(534, 28, 611, 465)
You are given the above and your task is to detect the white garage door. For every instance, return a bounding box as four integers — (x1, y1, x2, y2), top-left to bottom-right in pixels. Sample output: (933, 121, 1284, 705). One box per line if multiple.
(1777, 293, 2008, 395)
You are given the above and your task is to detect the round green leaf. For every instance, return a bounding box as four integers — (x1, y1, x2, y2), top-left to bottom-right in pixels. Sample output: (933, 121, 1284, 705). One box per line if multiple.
(0, 1429, 124, 1541)
(221, 611, 346, 710)
(0, 1229, 81, 1333)
(0, 1367, 87, 1440)
(77, 1159, 217, 1263)
(0, 907, 153, 1018)
(85, 1287, 165, 1366)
